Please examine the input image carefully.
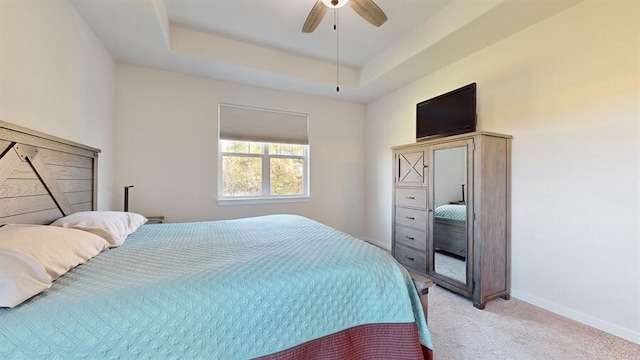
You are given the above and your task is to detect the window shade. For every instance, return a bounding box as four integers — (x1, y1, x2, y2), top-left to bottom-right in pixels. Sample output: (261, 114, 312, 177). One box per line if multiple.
(219, 105, 309, 145)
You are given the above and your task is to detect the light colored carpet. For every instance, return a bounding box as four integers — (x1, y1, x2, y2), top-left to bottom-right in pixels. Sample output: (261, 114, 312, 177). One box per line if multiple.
(428, 285, 640, 359)
(434, 252, 465, 283)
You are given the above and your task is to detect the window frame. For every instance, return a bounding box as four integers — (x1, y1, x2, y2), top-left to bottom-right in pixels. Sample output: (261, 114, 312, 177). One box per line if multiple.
(217, 140, 310, 204)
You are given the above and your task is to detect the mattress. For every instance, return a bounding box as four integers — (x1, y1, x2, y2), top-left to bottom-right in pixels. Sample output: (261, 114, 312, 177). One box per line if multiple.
(435, 204, 466, 221)
(0, 215, 431, 358)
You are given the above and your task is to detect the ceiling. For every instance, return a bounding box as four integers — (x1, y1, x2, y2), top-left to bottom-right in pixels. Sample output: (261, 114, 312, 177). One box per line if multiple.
(166, 0, 454, 68)
(70, 0, 582, 103)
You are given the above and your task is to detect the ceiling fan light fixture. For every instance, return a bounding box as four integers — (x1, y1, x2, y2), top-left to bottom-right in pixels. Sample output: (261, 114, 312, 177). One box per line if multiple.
(320, 0, 349, 9)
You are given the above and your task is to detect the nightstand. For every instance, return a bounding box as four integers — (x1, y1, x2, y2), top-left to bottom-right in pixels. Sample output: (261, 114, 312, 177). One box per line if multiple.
(145, 216, 164, 224)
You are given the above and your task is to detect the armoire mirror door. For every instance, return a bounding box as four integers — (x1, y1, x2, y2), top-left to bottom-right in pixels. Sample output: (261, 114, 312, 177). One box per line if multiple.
(429, 140, 473, 289)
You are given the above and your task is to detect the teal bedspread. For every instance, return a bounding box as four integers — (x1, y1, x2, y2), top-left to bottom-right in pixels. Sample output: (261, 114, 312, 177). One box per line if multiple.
(0, 215, 431, 358)
(435, 204, 466, 221)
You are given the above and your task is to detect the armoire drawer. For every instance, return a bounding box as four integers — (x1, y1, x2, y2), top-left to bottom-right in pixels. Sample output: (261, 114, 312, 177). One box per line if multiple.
(395, 188, 427, 209)
(395, 225, 427, 251)
(394, 244, 427, 272)
(395, 207, 427, 230)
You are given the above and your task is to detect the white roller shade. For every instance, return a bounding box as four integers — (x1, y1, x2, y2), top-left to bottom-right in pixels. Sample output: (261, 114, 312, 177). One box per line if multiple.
(219, 104, 309, 145)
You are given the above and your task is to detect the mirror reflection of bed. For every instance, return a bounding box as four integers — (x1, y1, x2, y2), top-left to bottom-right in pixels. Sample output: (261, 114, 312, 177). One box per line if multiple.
(434, 204, 466, 283)
(433, 146, 467, 285)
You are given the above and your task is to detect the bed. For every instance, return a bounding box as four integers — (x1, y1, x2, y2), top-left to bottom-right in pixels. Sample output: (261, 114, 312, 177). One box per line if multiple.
(0, 121, 433, 359)
(433, 204, 467, 259)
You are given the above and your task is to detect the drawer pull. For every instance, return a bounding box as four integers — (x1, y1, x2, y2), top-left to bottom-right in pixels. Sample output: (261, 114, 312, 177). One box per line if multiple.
(405, 235, 415, 241)
(405, 216, 415, 220)
(404, 255, 415, 261)
(405, 196, 415, 200)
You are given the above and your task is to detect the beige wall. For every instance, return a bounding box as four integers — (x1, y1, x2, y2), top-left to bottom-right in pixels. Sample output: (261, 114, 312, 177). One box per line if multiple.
(2, 0, 637, 345)
(115, 64, 366, 236)
(0, 0, 116, 210)
(364, 0, 639, 343)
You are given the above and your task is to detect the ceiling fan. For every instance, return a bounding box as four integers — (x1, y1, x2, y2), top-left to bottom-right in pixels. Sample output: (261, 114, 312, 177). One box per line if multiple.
(302, 0, 388, 33)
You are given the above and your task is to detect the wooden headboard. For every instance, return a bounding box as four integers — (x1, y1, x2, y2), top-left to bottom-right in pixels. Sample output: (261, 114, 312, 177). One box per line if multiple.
(0, 121, 100, 225)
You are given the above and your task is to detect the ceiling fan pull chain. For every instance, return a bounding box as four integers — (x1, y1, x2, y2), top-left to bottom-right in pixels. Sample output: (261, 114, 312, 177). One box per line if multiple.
(335, 8, 340, 92)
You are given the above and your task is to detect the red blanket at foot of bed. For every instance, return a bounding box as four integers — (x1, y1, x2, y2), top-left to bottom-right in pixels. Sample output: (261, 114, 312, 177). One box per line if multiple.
(257, 322, 432, 360)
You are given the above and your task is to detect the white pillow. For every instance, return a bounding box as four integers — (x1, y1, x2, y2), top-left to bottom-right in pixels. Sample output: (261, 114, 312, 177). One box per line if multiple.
(0, 224, 109, 308)
(51, 211, 147, 247)
(0, 250, 51, 308)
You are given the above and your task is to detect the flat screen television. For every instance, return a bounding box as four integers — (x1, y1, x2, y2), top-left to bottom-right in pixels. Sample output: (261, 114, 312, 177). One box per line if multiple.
(416, 83, 477, 141)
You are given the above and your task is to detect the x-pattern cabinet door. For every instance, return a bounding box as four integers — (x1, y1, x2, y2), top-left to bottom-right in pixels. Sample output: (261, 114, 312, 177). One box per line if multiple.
(395, 147, 427, 187)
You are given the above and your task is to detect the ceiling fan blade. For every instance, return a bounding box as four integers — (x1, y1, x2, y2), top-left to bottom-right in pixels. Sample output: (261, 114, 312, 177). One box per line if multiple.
(302, 0, 328, 33)
(349, 0, 388, 27)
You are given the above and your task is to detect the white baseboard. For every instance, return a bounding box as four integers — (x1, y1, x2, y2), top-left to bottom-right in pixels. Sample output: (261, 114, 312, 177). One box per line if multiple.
(356, 238, 639, 344)
(511, 289, 640, 345)
(359, 236, 391, 252)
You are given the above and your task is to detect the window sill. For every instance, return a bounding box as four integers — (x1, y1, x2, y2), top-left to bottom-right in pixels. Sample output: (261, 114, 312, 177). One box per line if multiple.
(217, 196, 311, 206)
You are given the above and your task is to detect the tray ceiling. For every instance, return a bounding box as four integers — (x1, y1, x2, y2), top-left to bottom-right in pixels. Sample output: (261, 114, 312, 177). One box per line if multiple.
(70, 0, 582, 102)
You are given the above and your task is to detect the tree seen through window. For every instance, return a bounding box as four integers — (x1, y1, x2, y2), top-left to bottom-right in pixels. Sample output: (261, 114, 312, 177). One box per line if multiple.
(221, 140, 307, 198)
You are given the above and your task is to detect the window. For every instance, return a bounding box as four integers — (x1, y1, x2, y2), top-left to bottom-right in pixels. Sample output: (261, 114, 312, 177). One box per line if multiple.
(218, 104, 309, 202)
(220, 141, 308, 199)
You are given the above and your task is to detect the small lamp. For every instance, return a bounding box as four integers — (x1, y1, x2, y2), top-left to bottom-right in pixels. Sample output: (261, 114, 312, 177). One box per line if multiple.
(124, 185, 134, 212)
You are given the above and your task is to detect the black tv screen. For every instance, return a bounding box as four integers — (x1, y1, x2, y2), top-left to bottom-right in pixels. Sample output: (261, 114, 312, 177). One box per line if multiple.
(416, 83, 477, 141)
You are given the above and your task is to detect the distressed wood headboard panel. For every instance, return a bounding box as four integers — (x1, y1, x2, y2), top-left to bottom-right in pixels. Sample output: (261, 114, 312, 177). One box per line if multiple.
(0, 121, 100, 225)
